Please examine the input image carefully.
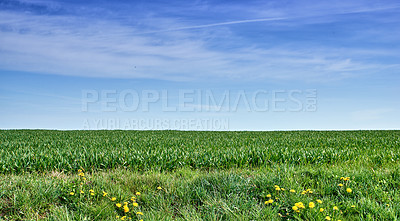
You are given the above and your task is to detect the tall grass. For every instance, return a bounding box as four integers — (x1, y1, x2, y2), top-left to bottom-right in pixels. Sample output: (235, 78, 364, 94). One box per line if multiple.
(1, 130, 399, 173)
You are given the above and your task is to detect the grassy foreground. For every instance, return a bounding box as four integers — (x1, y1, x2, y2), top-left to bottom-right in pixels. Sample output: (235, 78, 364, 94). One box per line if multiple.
(0, 130, 399, 220)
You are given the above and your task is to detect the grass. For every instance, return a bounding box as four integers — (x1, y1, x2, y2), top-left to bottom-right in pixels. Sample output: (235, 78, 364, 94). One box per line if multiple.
(0, 130, 399, 220)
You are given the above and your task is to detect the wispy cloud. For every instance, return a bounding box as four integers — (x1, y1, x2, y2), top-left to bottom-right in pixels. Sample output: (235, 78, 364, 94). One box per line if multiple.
(0, 0, 399, 82)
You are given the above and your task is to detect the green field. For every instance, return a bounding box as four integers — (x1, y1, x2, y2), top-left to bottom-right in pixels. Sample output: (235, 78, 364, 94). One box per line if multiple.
(1, 130, 399, 220)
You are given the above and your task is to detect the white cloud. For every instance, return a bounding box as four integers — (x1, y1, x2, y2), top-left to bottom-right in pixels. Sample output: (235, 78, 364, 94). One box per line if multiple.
(0, 3, 399, 82)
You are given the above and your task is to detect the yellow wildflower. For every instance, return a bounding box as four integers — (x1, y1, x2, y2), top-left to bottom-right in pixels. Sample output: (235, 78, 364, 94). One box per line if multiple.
(351, 205, 356, 208)
(290, 189, 296, 193)
(103, 191, 108, 196)
(123, 205, 129, 213)
(325, 216, 331, 220)
(136, 192, 141, 196)
(80, 190, 84, 194)
(346, 188, 352, 193)
(338, 184, 343, 187)
(131, 196, 136, 201)
(137, 212, 143, 215)
(333, 206, 339, 210)
(292, 206, 299, 211)
(157, 186, 162, 190)
(69, 192, 74, 195)
(320, 208, 324, 212)
(266, 194, 271, 198)
(316, 199, 322, 204)
(111, 197, 116, 201)
(121, 216, 126, 221)
(309, 202, 315, 208)
(295, 202, 305, 209)
(132, 202, 139, 207)
(116, 203, 122, 208)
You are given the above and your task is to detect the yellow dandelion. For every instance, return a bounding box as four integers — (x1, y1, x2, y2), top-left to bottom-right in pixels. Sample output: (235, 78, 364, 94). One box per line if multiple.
(325, 216, 331, 220)
(301, 191, 306, 195)
(309, 202, 315, 208)
(333, 206, 339, 210)
(316, 199, 322, 204)
(90, 193, 94, 196)
(136, 212, 143, 215)
(157, 186, 162, 190)
(121, 216, 126, 221)
(103, 191, 108, 196)
(351, 205, 356, 208)
(290, 189, 296, 193)
(338, 184, 343, 187)
(89, 189, 94, 193)
(111, 197, 116, 201)
(268, 199, 273, 203)
(116, 203, 122, 208)
(344, 177, 350, 181)
(320, 208, 324, 212)
(136, 192, 141, 196)
(80, 190, 84, 194)
(139, 220, 143, 221)
(266, 194, 271, 198)
(295, 202, 305, 209)
(78, 169, 82, 173)
(132, 202, 139, 207)
(264, 201, 269, 205)
(340, 177, 344, 180)
(281, 188, 285, 191)
(292, 205, 299, 211)
(123, 205, 129, 213)
(69, 192, 74, 195)
(346, 188, 352, 193)
(131, 196, 136, 201)
(116, 216, 119, 219)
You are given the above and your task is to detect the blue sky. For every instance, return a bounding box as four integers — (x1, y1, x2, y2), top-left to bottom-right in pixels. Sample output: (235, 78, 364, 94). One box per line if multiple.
(0, 0, 399, 130)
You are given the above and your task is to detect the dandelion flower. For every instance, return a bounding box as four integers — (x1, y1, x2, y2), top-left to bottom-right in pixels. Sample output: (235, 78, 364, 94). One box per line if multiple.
(136, 192, 141, 196)
(268, 199, 273, 203)
(123, 205, 129, 213)
(333, 206, 339, 210)
(309, 202, 315, 208)
(103, 191, 108, 196)
(116, 203, 122, 208)
(316, 199, 322, 204)
(340, 177, 344, 180)
(121, 216, 126, 221)
(292, 206, 299, 211)
(132, 202, 139, 207)
(69, 192, 74, 195)
(157, 186, 162, 190)
(131, 196, 136, 201)
(351, 205, 356, 208)
(290, 189, 296, 193)
(111, 197, 116, 201)
(338, 184, 343, 187)
(346, 188, 352, 193)
(136, 212, 143, 215)
(266, 194, 271, 198)
(80, 190, 84, 194)
(320, 208, 324, 212)
(325, 216, 331, 220)
(295, 202, 305, 209)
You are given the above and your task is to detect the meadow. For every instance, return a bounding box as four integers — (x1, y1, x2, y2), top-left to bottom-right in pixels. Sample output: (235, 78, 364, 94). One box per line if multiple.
(0, 130, 399, 220)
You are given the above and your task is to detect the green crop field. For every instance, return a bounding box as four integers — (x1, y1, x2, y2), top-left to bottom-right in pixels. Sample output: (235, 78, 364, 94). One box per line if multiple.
(1, 130, 400, 220)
